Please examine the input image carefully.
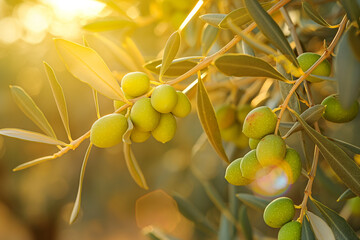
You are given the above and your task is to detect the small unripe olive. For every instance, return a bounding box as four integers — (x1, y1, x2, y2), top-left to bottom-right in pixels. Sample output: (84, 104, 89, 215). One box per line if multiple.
(321, 94, 359, 123)
(216, 104, 236, 129)
(130, 127, 151, 143)
(242, 106, 277, 139)
(113, 100, 127, 114)
(171, 91, 191, 118)
(236, 104, 253, 124)
(151, 84, 178, 113)
(240, 150, 262, 180)
(256, 134, 286, 167)
(121, 72, 150, 97)
(278, 221, 302, 240)
(348, 197, 360, 216)
(263, 197, 295, 228)
(297, 52, 331, 82)
(90, 113, 128, 148)
(249, 138, 260, 150)
(151, 113, 177, 143)
(130, 98, 160, 132)
(221, 124, 239, 142)
(281, 148, 302, 184)
(225, 158, 252, 186)
(233, 131, 249, 149)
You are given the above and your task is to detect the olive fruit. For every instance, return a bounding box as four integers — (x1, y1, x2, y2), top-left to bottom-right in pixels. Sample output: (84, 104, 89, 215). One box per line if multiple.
(256, 134, 286, 167)
(151, 84, 178, 113)
(278, 221, 302, 240)
(130, 98, 160, 132)
(171, 91, 191, 118)
(220, 124, 239, 142)
(281, 148, 302, 184)
(242, 106, 277, 139)
(297, 52, 331, 82)
(90, 113, 128, 148)
(113, 100, 127, 114)
(151, 113, 177, 143)
(236, 104, 253, 124)
(130, 127, 151, 143)
(233, 131, 249, 149)
(121, 72, 150, 97)
(216, 104, 236, 129)
(263, 197, 295, 228)
(240, 150, 262, 180)
(225, 158, 252, 186)
(348, 197, 360, 216)
(249, 138, 260, 150)
(321, 94, 359, 123)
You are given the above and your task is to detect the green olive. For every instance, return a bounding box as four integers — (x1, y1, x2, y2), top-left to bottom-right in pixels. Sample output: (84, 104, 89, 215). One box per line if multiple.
(242, 106, 277, 139)
(225, 158, 252, 186)
(151, 113, 177, 143)
(216, 104, 236, 129)
(130, 98, 160, 132)
(321, 94, 359, 123)
(240, 150, 262, 180)
(220, 124, 239, 142)
(233, 131, 249, 149)
(236, 104, 253, 124)
(281, 148, 302, 184)
(278, 221, 302, 240)
(297, 52, 331, 82)
(171, 91, 192, 118)
(121, 72, 150, 97)
(249, 138, 260, 150)
(256, 134, 286, 167)
(130, 127, 151, 143)
(113, 100, 127, 114)
(151, 84, 178, 113)
(263, 197, 295, 228)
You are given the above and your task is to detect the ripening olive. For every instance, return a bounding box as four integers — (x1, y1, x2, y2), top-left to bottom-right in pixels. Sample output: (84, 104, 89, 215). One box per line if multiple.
(321, 94, 359, 123)
(240, 150, 262, 180)
(130, 127, 151, 143)
(225, 158, 252, 186)
(242, 106, 277, 139)
(256, 134, 286, 167)
(130, 98, 160, 132)
(171, 91, 191, 118)
(233, 131, 249, 149)
(263, 197, 295, 228)
(281, 148, 302, 184)
(216, 104, 236, 129)
(90, 113, 128, 148)
(151, 84, 178, 113)
(249, 138, 260, 150)
(220, 124, 239, 142)
(297, 52, 331, 82)
(113, 100, 127, 114)
(121, 72, 150, 97)
(236, 104, 253, 124)
(151, 113, 177, 143)
(278, 221, 302, 240)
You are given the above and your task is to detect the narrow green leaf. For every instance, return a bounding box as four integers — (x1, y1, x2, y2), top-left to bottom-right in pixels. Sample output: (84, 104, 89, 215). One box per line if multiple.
(311, 198, 358, 240)
(307, 211, 335, 240)
(239, 205, 253, 240)
(339, 0, 360, 26)
(335, 26, 360, 109)
(337, 189, 357, 202)
(219, 1, 275, 28)
(122, 118, 134, 145)
(13, 155, 55, 172)
(218, 214, 231, 240)
(196, 76, 229, 163)
(243, 0, 298, 66)
(44, 62, 72, 141)
(302, 214, 316, 240)
(215, 54, 288, 81)
(0, 128, 66, 146)
(69, 143, 92, 224)
(199, 14, 226, 28)
(82, 17, 135, 32)
(10, 85, 56, 138)
(302, 2, 335, 28)
(290, 110, 360, 196)
(328, 137, 360, 155)
(284, 105, 325, 137)
(54, 39, 124, 100)
(172, 194, 217, 234)
(201, 24, 219, 56)
(123, 143, 148, 189)
(236, 193, 270, 211)
(160, 31, 181, 81)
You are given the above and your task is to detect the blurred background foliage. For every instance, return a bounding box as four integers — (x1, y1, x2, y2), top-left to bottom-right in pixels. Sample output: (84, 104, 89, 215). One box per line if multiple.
(0, 0, 359, 239)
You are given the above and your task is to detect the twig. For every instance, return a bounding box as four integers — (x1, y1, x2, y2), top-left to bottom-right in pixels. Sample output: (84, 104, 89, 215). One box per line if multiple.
(280, 7, 303, 55)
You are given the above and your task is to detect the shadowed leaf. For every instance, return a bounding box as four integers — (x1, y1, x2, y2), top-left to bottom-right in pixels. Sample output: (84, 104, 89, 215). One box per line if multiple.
(236, 193, 269, 211)
(124, 143, 148, 189)
(218, 214, 231, 240)
(83, 17, 135, 32)
(339, 0, 360, 26)
(302, 2, 336, 28)
(307, 211, 335, 240)
(160, 31, 181, 80)
(328, 137, 360, 155)
(13, 155, 56, 172)
(122, 118, 134, 145)
(302, 214, 316, 240)
(199, 14, 226, 27)
(0, 128, 65, 146)
(201, 24, 219, 56)
(239, 205, 253, 240)
(337, 189, 357, 202)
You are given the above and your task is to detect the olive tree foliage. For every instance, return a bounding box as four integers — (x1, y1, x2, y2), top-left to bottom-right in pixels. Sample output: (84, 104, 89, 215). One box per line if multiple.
(1, 0, 360, 239)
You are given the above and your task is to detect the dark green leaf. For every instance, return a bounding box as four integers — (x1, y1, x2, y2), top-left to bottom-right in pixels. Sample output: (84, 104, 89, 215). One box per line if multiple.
(123, 143, 148, 189)
(160, 31, 181, 80)
(302, 2, 335, 28)
(201, 24, 219, 56)
(339, 0, 360, 26)
(311, 198, 358, 240)
(337, 189, 357, 202)
(218, 214, 232, 240)
(328, 137, 360, 155)
(0, 128, 66, 146)
(239, 205, 253, 240)
(199, 14, 226, 28)
(307, 211, 335, 240)
(215, 54, 288, 81)
(290, 110, 360, 196)
(302, 214, 316, 240)
(236, 193, 269, 211)
(196, 76, 229, 163)
(82, 18, 135, 32)
(335, 26, 360, 109)
(243, 0, 298, 66)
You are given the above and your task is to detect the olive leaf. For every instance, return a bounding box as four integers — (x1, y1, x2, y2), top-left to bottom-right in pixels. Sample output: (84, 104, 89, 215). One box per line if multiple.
(0, 128, 66, 146)
(122, 118, 134, 145)
(145, 57, 201, 77)
(311, 198, 358, 240)
(241, 40, 255, 56)
(13, 155, 56, 172)
(306, 211, 335, 240)
(302, 2, 336, 28)
(338, 0, 360, 27)
(239, 205, 253, 240)
(201, 24, 219, 56)
(196, 75, 229, 163)
(337, 189, 357, 202)
(302, 214, 316, 240)
(54, 39, 124, 100)
(290, 110, 360, 196)
(123, 143, 148, 189)
(160, 31, 181, 81)
(199, 14, 226, 27)
(44, 62, 72, 141)
(69, 143, 93, 224)
(236, 193, 270, 211)
(10, 85, 57, 139)
(215, 54, 288, 81)
(218, 214, 232, 240)
(327, 137, 360, 155)
(82, 17, 135, 32)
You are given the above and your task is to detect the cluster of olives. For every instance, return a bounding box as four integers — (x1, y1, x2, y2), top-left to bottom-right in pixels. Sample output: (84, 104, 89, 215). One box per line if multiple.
(90, 72, 191, 148)
(225, 106, 302, 186)
(216, 104, 252, 148)
(264, 197, 301, 240)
